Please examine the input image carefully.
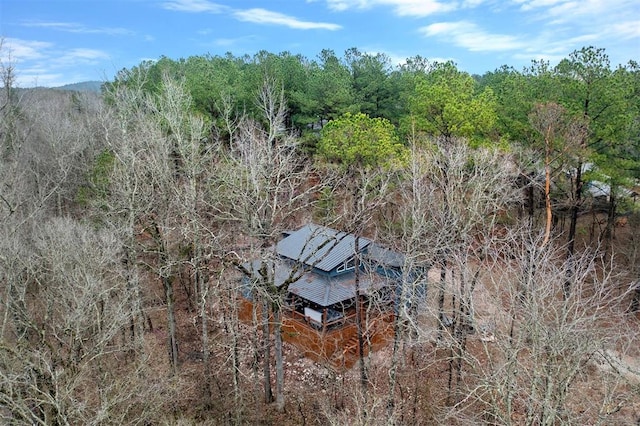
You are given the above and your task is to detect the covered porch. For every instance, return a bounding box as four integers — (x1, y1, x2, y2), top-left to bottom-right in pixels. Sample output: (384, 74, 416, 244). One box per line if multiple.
(281, 299, 394, 370)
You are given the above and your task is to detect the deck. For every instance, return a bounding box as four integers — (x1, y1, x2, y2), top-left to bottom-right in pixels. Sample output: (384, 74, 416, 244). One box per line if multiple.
(238, 298, 395, 370)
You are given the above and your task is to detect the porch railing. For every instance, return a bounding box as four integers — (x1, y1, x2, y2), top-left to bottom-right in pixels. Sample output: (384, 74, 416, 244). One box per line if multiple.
(283, 306, 357, 332)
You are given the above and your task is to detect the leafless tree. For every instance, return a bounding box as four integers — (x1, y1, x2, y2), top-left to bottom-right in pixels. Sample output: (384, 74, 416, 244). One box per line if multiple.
(99, 72, 199, 372)
(154, 74, 218, 403)
(0, 38, 20, 158)
(98, 75, 162, 355)
(0, 217, 158, 425)
(0, 60, 102, 231)
(220, 77, 322, 412)
(389, 136, 519, 402)
(472, 231, 634, 425)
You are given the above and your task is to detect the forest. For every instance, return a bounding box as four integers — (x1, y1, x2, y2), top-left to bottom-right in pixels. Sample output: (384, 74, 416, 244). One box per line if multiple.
(1, 43, 639, 425)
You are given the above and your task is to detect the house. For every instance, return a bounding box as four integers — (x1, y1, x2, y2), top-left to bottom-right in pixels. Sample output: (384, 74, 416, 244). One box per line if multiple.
(239, 223, 417, 369)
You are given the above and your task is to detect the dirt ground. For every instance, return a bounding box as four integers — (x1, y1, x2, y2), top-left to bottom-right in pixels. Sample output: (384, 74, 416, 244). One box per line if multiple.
(143, 212, 640, 425)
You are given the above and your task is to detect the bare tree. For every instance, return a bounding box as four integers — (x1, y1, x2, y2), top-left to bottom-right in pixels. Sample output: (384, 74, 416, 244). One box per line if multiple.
(381, 135, 521, 419)
(154, 74, 218, 402)
(220, 77, 320, 412)
(0, 38, 20, 158)
(0, 217, 156, 425)
(99, 72, 195, 372)
(394, 138, 516, 345)
(528, 102, 585, 247)
(0, 53, 102, 230)
(96, 73, 158, 351)
(475, 231, 633, 425)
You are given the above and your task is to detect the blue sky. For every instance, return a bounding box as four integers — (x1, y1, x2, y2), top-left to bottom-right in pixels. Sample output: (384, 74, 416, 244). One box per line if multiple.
(1, 0, 638, 87)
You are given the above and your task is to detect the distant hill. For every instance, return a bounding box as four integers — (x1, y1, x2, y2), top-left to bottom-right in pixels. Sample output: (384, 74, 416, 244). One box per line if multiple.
(52, 81, 104, 93)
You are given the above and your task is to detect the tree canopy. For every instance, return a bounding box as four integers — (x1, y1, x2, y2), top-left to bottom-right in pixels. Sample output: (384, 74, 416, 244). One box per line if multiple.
(406, 62, 498, 145)
(318, 112, 407, 168)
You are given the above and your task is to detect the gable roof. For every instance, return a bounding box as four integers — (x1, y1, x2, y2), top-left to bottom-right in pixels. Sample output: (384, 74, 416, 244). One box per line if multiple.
(241, 258, 386, 306)
(241, 224, 403, 307)
(276, 223, 371, 273)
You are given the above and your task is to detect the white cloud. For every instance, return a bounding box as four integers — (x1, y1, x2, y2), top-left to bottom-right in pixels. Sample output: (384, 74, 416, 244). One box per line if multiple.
(1, 38, 111, 86)
(515, 0, 566, 12)
(545, 0, 600, 18)
(461, 0, 489, 6)
(325, 0, 455, 16)
(515, 0, 640, 54)
(161, 0, 227, 13)
(163, 1, 341, 30)
(420, 21, 526, 52)
(0, 38, 52, 63)
(517, 0, 637, 26)
(213, 35, 259, 47)
(234, 9, 342, 30)
(610, 20, 640, 40)
(21, 21, 134, 36)
(325, 0, 368, 12)
(392, 0, 455, 16)
(62, 48, 110, 61)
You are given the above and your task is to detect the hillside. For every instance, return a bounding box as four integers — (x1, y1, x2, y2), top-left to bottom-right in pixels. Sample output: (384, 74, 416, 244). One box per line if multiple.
(0, 49, 638, 425)
(53, 80, 103, 93)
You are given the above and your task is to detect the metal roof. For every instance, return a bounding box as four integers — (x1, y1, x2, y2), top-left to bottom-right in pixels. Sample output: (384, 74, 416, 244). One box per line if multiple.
(365, 243, 405, 268)
(241, 259, 299, 288)
(276, 224, 371, 273)
(242, 259, 385, 306)
(288, 270, 386, 307)
(241, 224, 403, 307)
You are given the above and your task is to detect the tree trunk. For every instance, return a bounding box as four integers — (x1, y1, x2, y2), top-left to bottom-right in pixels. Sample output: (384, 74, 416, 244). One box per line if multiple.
(387, 314, 401, 420)
(629, 281, 640, 313)
(447, 279, 458, 405)
(388, 268, 412, 420)
(542, 142, 552, 246)
(152, 221, 179, 374)
(197, 252, 212, 408)
(453, 269, 478, 404)
(564, 162, 583, 298)
(163, 274, 179, 375)
(274, 306, 285, 412)
(123, 233, 145, 349)
(224, 276, 243, 421)
(528, 172, 535, 224)
(262, 297, 273, 403)
(354, 236, 368, 389)
(352, 234, 370, 424)
(437, 260, 447, 340)
(603, 187, 616, 255)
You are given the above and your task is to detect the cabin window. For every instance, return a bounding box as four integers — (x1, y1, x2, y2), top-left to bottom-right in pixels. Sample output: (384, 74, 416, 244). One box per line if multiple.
(325, 308, 343, 322)
(336, 258, 355, 273)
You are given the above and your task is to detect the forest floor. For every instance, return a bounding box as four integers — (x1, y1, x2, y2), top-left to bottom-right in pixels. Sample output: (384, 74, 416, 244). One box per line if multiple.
(143, 213, 640, 425)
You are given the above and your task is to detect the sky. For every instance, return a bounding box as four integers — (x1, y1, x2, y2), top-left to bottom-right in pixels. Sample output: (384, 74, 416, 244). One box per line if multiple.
(0, 0, 638, 87)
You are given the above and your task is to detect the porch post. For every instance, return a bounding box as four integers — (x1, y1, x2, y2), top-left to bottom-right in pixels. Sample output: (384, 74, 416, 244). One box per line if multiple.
(322, 308, 327, 334)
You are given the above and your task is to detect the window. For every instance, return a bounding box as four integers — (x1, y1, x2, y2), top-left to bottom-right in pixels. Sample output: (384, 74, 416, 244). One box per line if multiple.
(336, 257, 356, 273)
(325, 308, 344, 322)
